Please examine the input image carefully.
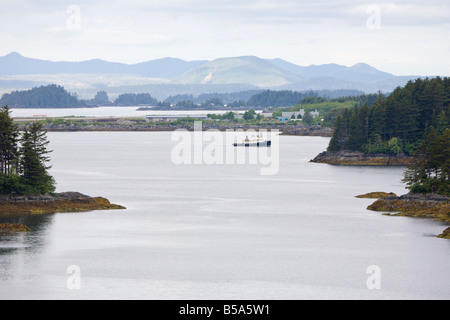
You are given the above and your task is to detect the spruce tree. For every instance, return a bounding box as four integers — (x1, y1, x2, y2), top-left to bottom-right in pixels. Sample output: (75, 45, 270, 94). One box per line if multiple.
(403, 127, 450, 196)
(19, 122, 55, 195)
(302, 111, 314, 126)
(0, 106, 19, 176)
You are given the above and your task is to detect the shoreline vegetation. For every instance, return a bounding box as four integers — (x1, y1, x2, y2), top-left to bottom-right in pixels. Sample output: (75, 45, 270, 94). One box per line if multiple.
(1, 106, 125, 232)
(323, 77, 450, 240)
(357, 192, 450, 239)
(312, 77, 450, 166)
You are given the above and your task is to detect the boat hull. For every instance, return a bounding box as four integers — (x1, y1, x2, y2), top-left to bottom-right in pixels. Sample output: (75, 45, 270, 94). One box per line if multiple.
(233, 141, 272, 147)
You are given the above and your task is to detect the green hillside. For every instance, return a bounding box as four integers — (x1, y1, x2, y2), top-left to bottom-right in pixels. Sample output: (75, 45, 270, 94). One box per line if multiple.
(175, 56, 302, 87)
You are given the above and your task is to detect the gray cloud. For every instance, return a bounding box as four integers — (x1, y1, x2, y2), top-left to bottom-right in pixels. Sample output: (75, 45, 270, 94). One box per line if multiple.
(0, 0, 449, 75)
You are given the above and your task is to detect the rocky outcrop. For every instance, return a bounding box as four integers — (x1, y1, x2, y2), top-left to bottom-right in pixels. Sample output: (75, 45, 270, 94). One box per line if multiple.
(0, 223, 30, 232)
(311, 150, 413, 166)
(0, 192, 126, 218)
(356, 192, 397, 199)
(438, 228, 450, 239)
(365, 193, 450, 239)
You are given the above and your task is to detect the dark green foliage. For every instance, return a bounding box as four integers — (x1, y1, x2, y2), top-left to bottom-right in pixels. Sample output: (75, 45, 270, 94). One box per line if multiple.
(0, 106, 19, 175)
(0, 173, 29, 195)
(0, 85, 84, 108)
(302, 111, 315, 125)
(19, 122, 55, 195)
(247, 90, 318, 108)
(330, 92, 384, 107)
(92, 91, 110, 105)
(207, 112, 235, 121)
(403, 128, 450, 196)
(227, 100, 247, 108)
(175, 100, 198, 109)
(164, 94, 196, 105)
(243, 109, 257, 121)
(0, 106, 56, 195)
(201, 98, 224, 109)
(113, 93, 158, 106)
(328, 77, 450, 155)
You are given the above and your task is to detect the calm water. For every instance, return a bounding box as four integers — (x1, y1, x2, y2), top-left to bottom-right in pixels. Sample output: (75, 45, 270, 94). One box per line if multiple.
(0, 132, 449, 300)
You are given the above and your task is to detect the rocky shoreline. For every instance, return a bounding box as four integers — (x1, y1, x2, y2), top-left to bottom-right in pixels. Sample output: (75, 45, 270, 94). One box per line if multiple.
(0, 223, 31, 233)
(311, 150, 413, 166)
(358, 192, 450, 239)
(0, 192, 126, 219)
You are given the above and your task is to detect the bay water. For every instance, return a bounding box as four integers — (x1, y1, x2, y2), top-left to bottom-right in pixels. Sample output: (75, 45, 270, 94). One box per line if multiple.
(0, 132, 449, 300)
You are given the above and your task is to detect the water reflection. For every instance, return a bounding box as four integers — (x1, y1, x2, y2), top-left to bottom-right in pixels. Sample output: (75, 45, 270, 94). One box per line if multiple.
(0, 215, 55, 254)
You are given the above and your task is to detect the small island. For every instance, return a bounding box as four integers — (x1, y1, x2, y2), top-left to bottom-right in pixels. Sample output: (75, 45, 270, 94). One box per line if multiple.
(356, 127, 450, 239)
(0, 192, 125, 218)
(0, 106, 125, 232)
(360, 193, 450, 239)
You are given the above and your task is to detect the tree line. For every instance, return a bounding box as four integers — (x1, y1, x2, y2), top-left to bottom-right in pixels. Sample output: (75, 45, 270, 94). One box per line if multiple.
(403, 127, 449, 196)
(0, 106, 55, 195)
(0, 85, 376, 110)
(328, 77, 450, 155)
(0, 84, 84, 108)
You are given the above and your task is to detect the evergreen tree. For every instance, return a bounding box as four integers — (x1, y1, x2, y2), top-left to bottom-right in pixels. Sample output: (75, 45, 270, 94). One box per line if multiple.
(327, 77, 450, 155)
(403, 127, 450, 196)
(328, 115, 345, 151)
(302, 111, 314, 125)
(93, 91, 110, 105)
(243, 109, 257, 120)
(19, 122, 56, 195)
(0, 106, 19, 175)
(0, 85, 84, 108)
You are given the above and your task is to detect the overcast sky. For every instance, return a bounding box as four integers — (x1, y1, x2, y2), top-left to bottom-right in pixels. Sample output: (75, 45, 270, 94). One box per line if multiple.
(1, 0, 449, 76)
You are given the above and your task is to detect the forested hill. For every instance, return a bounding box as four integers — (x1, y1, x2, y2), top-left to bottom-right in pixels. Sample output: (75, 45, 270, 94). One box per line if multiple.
(0, 84, 86, 108)
(247, 90, 317, 108)
(328, 77, 450, 155)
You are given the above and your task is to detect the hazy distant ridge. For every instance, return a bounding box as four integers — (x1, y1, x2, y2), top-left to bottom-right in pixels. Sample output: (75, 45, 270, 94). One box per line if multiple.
(0, 52, 207, 79)
(0, 52, 421, 98)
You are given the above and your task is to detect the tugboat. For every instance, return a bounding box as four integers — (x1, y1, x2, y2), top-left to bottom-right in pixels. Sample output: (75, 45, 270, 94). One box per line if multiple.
(233, 133, 272, 147)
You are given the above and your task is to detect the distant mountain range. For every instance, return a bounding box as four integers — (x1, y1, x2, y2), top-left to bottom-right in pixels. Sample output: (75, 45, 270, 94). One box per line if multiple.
(0, 52, 207, 79)
(0, 52, 423, 100)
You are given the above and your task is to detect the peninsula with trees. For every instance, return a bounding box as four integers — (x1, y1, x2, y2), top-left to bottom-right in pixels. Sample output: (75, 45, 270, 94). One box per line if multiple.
(323, 78, 450, 239)
(312, 77, 450, 165)
(355, 125, 449, 238)
(0, 106, 125, 232)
